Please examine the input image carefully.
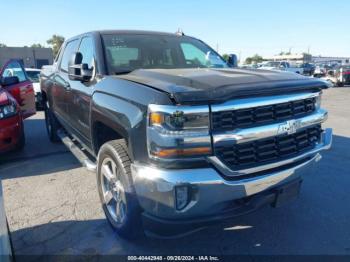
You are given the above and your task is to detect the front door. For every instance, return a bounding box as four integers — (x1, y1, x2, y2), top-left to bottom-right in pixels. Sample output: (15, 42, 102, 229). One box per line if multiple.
(67, 36, 95, 148)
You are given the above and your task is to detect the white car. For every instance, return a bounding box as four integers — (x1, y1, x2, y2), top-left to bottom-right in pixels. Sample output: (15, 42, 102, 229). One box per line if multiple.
(259, 61, 303, 74)
(25, 68, 42, 108)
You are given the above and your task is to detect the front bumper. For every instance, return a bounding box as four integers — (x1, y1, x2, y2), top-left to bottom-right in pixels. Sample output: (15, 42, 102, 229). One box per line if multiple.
(131, 128, 332, 229)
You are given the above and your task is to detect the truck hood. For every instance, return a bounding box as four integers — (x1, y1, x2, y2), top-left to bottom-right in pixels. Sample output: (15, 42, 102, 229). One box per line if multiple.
(116, 68, 330, 104)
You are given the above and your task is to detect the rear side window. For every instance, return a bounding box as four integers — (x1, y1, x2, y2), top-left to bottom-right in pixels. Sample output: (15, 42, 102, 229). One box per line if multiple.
(1, 60, 27, 82)
(60, 39, 79, 72)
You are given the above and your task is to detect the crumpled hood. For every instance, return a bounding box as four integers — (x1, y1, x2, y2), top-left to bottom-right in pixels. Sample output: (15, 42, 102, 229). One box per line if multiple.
(116, 68, 330, 104)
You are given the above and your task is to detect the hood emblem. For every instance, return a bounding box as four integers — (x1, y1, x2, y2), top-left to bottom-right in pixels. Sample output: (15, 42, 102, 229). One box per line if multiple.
(277, 120, 302, 135)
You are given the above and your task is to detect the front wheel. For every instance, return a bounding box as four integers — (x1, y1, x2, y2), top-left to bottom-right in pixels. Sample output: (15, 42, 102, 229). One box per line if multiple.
(97, 139, 143, 239)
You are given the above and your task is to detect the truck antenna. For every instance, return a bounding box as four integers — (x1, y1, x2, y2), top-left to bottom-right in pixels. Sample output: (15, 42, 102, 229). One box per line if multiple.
(175, 28, 185, 36)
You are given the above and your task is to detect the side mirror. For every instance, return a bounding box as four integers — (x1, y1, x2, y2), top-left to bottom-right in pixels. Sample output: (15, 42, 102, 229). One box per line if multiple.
(0, 76, 19, 87)
(68, 52, 93, 82)
(227, 54, 238, 68)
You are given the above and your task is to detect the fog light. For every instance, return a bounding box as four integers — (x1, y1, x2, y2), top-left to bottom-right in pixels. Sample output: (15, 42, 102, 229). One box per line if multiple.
(175, 186, 189, 210)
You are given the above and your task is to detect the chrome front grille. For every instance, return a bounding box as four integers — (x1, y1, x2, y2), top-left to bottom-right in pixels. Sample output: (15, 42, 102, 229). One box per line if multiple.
(212, 97, 316, 131)
(210, 92, 325, 174)
(214, 125, 322, 169)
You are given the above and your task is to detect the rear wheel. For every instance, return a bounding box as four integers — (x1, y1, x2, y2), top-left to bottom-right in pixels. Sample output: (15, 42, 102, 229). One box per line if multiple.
(97, 139, 143, 239)
(44, 101, 61, 142)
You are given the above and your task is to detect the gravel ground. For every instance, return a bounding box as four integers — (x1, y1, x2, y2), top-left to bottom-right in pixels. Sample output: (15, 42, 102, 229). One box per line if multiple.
(0, 87, 350, 258)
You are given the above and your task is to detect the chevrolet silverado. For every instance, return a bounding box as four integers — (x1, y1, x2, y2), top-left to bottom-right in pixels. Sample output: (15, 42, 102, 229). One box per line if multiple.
(41, 30, 332, 239)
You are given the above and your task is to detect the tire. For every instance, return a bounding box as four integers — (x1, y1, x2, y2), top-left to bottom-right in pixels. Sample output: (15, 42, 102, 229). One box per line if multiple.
(44, 102, 61, 142)
(337, 82, 344, 87)
(97, 139, 143, 239)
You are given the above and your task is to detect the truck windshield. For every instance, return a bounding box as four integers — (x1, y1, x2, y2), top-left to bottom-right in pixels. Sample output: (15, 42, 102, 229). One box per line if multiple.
(102, 34, 228, 74)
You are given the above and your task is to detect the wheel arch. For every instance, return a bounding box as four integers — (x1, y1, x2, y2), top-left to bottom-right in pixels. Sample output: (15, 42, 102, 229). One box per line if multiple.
(91, 118, 130, 156)
(90, 93, 146, 161)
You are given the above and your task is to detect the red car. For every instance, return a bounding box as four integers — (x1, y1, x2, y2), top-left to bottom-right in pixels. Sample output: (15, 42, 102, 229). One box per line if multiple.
(0, 60, 36, 153)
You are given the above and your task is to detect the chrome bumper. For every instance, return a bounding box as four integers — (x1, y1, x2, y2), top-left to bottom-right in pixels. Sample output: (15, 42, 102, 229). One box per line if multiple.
(131, 128, 332, 220)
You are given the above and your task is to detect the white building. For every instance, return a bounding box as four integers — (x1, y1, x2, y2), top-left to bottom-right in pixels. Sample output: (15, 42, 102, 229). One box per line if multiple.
(263, 53, 350, 65)
(311, 56, 350, 64)
(263, 54, 312, 63)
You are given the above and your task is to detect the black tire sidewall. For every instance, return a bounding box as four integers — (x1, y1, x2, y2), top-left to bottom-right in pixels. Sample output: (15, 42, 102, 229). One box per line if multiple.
(44, 105, 53, 138)
(44, 105, 60, 142)
(97, 141, 142, 237)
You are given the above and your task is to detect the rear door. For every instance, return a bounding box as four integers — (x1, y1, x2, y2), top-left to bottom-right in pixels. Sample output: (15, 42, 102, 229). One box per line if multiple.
(0, 60, 36, 119)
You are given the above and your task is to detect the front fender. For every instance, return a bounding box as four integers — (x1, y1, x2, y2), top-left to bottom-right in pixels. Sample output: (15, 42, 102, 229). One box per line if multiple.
(91, 92, 146, 161)
(90, 76, 174, 163)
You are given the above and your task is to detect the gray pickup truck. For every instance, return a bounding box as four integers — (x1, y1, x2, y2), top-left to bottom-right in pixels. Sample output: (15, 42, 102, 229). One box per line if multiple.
(41, 30, 332, 238)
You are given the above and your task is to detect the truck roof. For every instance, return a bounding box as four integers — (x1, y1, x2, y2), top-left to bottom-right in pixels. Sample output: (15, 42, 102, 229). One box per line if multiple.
(66, 30, 184, 42)
(93, 30, 179, 36)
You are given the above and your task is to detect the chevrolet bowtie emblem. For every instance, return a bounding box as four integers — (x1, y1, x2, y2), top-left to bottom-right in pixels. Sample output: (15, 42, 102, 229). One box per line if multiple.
(277, 120, 302, 135)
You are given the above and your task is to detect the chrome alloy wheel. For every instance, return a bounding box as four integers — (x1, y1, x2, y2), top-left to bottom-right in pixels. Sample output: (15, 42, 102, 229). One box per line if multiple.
(100, 157, 127, 224)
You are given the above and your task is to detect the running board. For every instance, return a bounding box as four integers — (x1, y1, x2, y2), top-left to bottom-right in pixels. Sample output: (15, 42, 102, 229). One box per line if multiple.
(57, 129, 96, 172)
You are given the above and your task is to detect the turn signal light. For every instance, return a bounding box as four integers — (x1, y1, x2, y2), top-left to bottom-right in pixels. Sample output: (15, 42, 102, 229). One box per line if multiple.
(149, 112, 164, 126)
(152, 147, 212, 158)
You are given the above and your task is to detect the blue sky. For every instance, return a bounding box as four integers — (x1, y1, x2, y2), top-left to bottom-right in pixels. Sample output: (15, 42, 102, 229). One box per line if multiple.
(1, 0, 349, 59)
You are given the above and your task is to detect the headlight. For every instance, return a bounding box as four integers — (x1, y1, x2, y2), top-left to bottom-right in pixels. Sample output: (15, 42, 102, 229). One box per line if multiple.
(147, 104, 211, 159)
(0, 101, 17, 119)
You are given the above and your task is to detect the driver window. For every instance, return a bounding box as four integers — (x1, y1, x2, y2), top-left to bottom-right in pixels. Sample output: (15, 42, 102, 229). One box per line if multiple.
(78, 37, 95, 70)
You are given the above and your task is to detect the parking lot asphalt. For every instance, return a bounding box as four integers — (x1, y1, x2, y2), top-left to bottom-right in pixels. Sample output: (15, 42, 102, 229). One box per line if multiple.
(1, 87, 350, 258)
